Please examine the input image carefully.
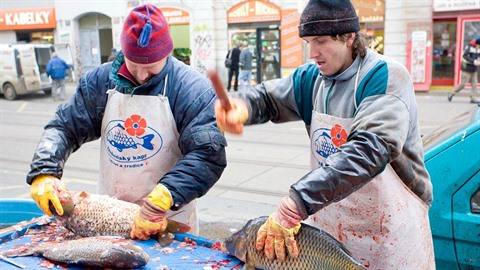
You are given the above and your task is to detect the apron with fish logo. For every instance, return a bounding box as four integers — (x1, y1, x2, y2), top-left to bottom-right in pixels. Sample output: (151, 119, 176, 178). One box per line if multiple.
(99, 76, 199, 234)
(304, 67, 435, 269)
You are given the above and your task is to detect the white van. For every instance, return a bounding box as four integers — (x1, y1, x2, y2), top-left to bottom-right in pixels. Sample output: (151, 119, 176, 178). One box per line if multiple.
(0, 43, 74, 100)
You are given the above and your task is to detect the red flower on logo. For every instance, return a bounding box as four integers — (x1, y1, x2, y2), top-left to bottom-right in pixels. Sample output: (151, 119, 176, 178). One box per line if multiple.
(330, 124, 348, 147)
(125, 114, 147, 136)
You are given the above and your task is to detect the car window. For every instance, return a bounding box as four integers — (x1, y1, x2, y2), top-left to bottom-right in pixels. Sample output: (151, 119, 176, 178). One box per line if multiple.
(422, 107, 478, 150)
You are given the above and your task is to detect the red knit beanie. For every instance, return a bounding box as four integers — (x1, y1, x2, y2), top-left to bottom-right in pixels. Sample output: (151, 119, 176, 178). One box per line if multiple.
(121, 4, 173, 64)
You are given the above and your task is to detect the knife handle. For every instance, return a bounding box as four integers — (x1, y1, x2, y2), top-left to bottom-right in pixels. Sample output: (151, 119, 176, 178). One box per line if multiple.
(208, 70, 232, 111)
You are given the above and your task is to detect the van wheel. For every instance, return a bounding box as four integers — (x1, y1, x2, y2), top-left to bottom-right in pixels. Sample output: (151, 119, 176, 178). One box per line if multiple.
(3, 83, 18, 100)
(44, 89, 52, 95)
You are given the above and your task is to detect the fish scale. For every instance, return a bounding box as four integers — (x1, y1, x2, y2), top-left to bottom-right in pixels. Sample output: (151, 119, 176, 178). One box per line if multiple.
(2, 237, 149, 268)
(56, 192, 140, 238)
(112, 130, 136, 147)
(222, 216, 367, 270)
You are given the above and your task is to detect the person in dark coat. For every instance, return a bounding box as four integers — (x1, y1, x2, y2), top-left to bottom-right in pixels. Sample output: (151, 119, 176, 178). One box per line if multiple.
(28, 3, 227, 239)
(226, 42, 241, 91)
(448, 38, 480, 103)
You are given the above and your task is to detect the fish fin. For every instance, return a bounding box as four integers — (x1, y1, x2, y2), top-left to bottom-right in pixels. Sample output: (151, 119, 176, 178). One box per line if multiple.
(78, 191, 89, 199)
(166, 219, 191, 234)
(157, 232, 175, 247)
(243, 261, 255, 270)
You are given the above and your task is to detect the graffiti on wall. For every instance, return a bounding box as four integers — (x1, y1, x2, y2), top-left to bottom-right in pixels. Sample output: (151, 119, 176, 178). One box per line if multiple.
(193, 23, 213, 74)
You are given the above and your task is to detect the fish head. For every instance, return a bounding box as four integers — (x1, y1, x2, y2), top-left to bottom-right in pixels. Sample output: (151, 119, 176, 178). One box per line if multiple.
(221, 216, 267, 263)
(50, 188, 75, 217)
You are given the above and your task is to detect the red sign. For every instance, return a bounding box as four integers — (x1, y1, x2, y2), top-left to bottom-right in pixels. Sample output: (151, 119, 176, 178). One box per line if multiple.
(0, 7, 56, 30)
(161, 7, 190, 25)
(280, 10, 302, 68)
(227, 0, 280, 24)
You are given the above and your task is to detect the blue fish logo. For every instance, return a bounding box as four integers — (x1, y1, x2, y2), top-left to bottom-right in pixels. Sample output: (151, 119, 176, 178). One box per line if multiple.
(311, 127, 337, 166)
(107, 123, 154, 152)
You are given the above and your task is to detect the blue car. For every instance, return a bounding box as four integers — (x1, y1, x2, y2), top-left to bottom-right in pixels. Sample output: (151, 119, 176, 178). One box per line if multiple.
(423, 105, 480, 269)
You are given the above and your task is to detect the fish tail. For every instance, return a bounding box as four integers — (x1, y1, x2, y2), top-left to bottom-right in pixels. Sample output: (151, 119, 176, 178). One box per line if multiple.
(139, 134, 154, 150)
(1, 243, 39, 257)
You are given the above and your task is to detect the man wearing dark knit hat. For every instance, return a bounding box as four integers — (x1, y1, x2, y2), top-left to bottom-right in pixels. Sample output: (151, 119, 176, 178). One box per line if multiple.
(215, 0, 435, 268)
(27, 4, 227, 239)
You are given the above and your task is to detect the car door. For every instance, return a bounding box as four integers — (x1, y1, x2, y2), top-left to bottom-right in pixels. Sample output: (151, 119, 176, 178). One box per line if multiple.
(15, 45, 41, 91)
(54, 44, 76, 82)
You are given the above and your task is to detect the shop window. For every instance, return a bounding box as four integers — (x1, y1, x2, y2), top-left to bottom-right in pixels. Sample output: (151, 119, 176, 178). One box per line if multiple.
(432, 21, 456, 84)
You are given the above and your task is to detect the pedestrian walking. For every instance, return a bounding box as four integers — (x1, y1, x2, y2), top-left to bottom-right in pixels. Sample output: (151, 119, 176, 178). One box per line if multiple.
(46, 52, 72, 101)
(239, 43, 253, 91)
(448, 38, 480, 104)
(214, 0, 435, 268)
(226, 43, 241, 92)
(27, 3, 227, 239)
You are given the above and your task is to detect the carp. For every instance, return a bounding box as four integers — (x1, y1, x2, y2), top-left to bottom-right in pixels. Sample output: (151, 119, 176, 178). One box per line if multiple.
(222, 216, 367, 270)
(2, 237, 149, 268)
(55, 191, 190, 239)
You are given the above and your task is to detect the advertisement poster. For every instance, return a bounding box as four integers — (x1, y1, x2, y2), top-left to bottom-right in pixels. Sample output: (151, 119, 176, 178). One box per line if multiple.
(411, 31, 428, 83)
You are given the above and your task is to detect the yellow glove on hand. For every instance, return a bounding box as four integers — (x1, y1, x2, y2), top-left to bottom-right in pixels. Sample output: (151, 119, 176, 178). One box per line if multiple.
(130, 184, 172, 240)
(255, 196, 302, 261)
(30, 175, 68, 217)
(214, 98, 248, 134)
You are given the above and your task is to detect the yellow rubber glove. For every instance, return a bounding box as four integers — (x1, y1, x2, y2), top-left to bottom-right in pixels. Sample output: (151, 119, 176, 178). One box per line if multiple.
(255, 196, 302, 261)
(130, 184, 172, 240)
(30, 175, 68, 217)
(214, 98, 249, 134)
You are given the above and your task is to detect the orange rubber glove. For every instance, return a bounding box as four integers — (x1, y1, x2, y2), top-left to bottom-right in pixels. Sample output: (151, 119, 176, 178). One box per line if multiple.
(255, 196, 302, 261)
(130, 184, 172, 240)
(30, 175, 68, 217)
(214, 98, 249, 134)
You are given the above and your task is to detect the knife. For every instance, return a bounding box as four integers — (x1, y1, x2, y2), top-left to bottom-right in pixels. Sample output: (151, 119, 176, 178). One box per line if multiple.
(0, 255, 26, 269)
(166, 219, 191, 234)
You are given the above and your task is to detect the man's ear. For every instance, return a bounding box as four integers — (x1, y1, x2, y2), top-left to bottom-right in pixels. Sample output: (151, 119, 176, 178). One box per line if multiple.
(347, 32, 356, 46)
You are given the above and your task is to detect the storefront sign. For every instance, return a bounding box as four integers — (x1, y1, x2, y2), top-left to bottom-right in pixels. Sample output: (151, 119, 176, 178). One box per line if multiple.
(280, 10, 302, 68)
(352, 0, 385, 23)
(227, 0, 280, 23)
(0, 7, 56, 30)
(162, 7, 190, 25)
(433, 0, 480, 12)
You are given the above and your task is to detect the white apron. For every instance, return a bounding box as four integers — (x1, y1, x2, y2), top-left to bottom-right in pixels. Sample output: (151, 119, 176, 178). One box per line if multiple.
(99, 79, 199, 234)
(304, 71, 435, 269)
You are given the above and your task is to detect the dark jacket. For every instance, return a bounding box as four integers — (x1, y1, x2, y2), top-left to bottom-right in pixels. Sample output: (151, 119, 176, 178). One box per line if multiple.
(461, 40, 480, 73)
(227, 47, 241, 70)
(46, 56, 71, 79)
(27, 52, 227, 211)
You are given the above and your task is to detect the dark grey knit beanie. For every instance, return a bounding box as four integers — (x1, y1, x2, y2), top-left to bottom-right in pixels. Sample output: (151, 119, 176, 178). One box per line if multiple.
(298, 0, 360, 37)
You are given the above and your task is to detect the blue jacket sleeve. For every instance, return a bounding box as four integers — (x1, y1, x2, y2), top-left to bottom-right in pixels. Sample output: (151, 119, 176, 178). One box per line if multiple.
(26, 66, 109, 183)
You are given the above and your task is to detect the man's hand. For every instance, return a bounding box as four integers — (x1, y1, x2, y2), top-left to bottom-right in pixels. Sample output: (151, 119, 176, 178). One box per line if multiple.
(474, 59, 480, 66)
(30, 175, 68, 217)
(130, 184, 172, 240)
(214, 98, 249, 134)
(255, 196, 302, 261)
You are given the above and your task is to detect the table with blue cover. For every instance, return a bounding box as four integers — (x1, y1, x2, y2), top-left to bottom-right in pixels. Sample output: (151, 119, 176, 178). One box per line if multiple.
(0, 199, 243, 269)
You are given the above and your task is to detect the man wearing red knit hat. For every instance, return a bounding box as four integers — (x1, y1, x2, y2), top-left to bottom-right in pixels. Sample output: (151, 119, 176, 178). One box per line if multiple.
(27, 4, 227, 239)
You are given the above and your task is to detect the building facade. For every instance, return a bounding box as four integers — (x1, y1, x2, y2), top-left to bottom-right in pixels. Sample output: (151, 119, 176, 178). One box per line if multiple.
(1, 0, 478, 91)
